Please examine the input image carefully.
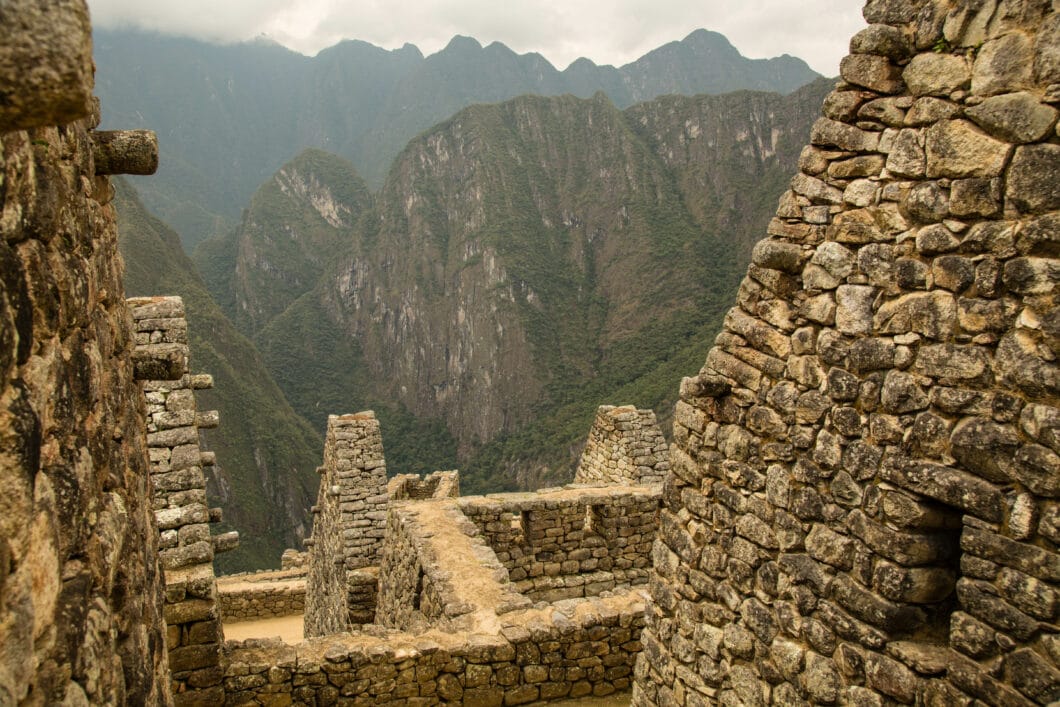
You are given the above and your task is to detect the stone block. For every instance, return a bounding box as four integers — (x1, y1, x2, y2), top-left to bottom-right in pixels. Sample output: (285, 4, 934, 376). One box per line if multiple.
(903, 53, 971, 96)
(966, 92, 1058, 144)
(1006, 144, 1060, 214)
(851, 24, 912, 59)
(841, 54, 905, 94)
(0, 0, 93, 131)
(91, 129, 159, 175)
(956, 578, 1039, 641)
(811, 118, 882, 152)
(863, 652, 918, 703)
(1005, 647, 1060, 704)
(972, 32, 1035, 96)
(871, 559, 955, 603)
(924, 120, 1011, 179)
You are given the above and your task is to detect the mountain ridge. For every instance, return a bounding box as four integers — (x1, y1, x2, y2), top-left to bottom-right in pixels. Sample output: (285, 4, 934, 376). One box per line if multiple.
(94, 27, 822, 246)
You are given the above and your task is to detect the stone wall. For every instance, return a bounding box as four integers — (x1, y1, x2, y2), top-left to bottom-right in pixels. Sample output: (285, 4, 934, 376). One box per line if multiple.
(132, 296, 236, 706)
(375, 502, 483, 630)
(217, 569, 306, 621)
(304, 412, 388, 637)
(575, 405, 671, 485)
(460, 487, 660, 602)
(223, 591, 646, 705)
(346, 567, 380, 626)
(388, 470, 461, 500)
(280, 549, 307, 570)
(228, 486, 652, 704)
(0, 2, 171, 703)
(633, 2, 1060, 705)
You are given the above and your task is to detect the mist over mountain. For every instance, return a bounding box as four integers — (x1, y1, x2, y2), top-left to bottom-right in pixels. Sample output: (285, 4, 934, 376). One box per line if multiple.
(94, 28, 820, 247)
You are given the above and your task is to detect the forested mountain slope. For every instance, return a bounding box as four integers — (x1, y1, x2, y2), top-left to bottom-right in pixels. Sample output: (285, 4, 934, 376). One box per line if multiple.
(116, 179, 321, 571)
(195, 81, 832, 491)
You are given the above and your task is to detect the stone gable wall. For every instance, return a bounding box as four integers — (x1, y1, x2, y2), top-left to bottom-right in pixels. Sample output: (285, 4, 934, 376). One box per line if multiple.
(304, 412, 389, 637)
(0, 2, 171, 703)
(632, 1, 1060, 705)
(131, 296, 235, 706)
(575, 405, 671, 485)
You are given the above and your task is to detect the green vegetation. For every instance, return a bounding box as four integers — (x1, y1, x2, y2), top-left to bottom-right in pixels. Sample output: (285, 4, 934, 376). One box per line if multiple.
(115, 179, 321, 572)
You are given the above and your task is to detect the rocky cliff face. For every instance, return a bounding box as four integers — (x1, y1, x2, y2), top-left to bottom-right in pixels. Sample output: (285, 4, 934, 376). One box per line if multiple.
(627, 79, 833, 260)
(633, 0, 1060, 704)
(227, 149, 373, 334)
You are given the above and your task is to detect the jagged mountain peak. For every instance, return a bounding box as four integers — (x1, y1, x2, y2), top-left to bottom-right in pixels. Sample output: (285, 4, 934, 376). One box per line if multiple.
(96, 26, 822, 247)
(442, 34, 484, 52)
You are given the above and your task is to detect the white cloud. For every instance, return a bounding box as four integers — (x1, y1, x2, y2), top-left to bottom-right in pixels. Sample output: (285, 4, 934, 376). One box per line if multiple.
(87, 0, 866, 75)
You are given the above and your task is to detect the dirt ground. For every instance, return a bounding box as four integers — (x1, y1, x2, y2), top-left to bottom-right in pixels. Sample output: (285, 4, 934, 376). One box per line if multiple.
(223, 613, 304, 644)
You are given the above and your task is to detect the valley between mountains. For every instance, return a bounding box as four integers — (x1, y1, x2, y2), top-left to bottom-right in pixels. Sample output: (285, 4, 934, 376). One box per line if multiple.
(103, 30, 830, 570)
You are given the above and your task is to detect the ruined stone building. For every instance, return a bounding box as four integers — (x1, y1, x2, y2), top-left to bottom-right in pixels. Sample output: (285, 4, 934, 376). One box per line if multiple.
(631, 2, 1060, 705)
(1, 0, 1058, 705)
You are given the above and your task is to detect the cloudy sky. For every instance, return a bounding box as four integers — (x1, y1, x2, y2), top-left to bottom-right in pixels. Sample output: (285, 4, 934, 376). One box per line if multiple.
(87, 1, 866, 76)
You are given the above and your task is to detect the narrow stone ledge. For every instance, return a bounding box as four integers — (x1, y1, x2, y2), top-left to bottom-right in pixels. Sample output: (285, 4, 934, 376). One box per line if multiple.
(91, 129, 159, 175)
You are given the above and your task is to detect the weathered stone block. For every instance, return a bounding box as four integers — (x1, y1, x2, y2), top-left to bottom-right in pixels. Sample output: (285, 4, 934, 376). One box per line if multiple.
(863, 652, 918, 703)
(903, 52, 971, 95)
(950, 182, 1003, 224)
(811, 118, 882, 153)
(842, 54, 905, 94)
(1006, 143, 1060, 213)
(924, 120, 1011, 179)
(957, 578, 1039, 641)
(848, 510, 952, 566)
(966, 91, 1058, 144)
(0, 0, 93, 131)
(973, 32, 1035, 96)
(91, 129, 159, 175)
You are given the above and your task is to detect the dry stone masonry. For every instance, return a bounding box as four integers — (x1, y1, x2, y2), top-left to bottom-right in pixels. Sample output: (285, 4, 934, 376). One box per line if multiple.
(0, 2, 171, 703)
(217, 569, 307, 622)
(389, 469, 461, 500)
(304, 412, 389, 637)
(459, 487, 660, 603)
(575, 405, 671, 485)
(633, 1, 1060, 705)
(225, 484, 659, 704)
(131, 296, 237, 706)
